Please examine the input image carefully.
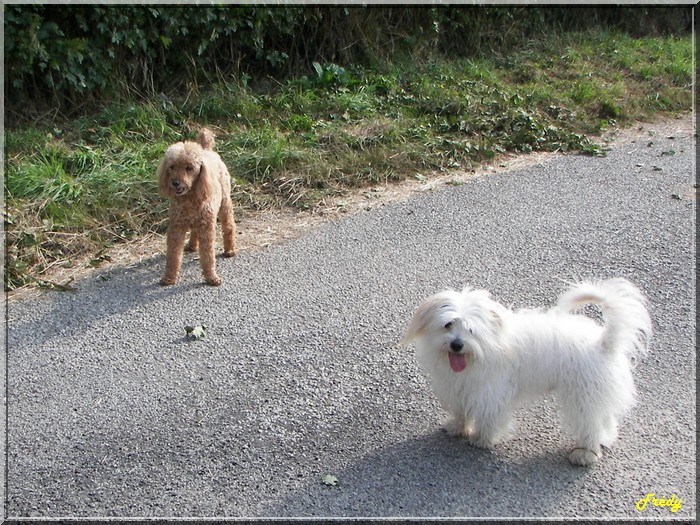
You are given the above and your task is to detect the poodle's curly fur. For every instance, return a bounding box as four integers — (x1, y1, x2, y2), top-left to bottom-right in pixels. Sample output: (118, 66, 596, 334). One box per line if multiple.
(158, 128, 236, 286)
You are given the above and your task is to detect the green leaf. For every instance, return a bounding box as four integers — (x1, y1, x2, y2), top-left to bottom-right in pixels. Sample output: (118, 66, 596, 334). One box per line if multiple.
(185, 325, 207, 340)
(322, 474, 338, 486)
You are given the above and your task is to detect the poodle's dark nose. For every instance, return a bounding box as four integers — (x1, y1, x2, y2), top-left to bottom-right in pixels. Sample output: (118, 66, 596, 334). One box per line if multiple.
(450, 339, 464, 352)
(172, 180, 181, 188)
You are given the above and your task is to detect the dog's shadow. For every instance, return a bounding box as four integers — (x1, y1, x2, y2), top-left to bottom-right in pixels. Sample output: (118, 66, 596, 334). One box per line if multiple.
(7, 250, 237, 344)
(260, 429, 591, 518)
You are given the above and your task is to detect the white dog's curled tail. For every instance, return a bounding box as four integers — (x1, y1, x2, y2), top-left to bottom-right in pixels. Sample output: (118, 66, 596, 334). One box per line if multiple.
(557, 278, 652, 359)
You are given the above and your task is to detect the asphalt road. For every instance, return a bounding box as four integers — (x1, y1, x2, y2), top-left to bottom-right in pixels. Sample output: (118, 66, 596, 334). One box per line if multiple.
(5, 118, 696, 520)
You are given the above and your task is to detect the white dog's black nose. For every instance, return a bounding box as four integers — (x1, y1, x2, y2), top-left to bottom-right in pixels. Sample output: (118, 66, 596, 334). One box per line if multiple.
(450, 340, 464, 352)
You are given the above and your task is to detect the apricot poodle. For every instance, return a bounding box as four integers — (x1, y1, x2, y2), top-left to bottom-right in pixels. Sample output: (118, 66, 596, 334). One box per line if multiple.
(158, 128, 236, 286)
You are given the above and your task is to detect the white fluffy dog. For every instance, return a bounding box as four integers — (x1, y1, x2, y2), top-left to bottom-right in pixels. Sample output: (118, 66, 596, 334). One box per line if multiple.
(402, 278, 652, 466)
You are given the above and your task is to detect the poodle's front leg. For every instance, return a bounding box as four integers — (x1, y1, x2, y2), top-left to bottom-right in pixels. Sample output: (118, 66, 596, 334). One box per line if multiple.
(186, 228, 199, 252)
(198, 220, 221, 286)
(161, 227, 188, 285)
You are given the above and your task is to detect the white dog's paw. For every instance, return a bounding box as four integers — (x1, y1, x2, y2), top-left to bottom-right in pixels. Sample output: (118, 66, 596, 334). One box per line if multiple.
(568, 448, 600, 467)
(467, 432, 495, 449)
(441, 418, 468, 437)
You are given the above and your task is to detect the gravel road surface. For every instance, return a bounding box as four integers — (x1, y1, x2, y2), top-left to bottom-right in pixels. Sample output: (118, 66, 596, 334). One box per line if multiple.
(5, 117, 696, 520)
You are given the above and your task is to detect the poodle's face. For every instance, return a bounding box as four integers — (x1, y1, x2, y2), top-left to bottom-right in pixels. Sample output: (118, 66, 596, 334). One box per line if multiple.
(160, 143, 204, 197)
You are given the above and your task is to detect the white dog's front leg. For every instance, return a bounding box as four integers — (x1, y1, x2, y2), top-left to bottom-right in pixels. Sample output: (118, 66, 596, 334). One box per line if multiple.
(468, 409, 514, 448)
(442, 416, 468, 437)
(468, 430, 496, 449)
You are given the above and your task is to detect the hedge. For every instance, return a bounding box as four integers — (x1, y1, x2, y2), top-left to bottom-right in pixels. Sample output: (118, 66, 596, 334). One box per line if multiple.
(4, 6, 692, 120)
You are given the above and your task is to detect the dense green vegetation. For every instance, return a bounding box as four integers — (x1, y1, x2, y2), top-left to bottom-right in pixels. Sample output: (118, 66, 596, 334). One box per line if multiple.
(5, 6, 690, 115)
(3, 7, 693, 292)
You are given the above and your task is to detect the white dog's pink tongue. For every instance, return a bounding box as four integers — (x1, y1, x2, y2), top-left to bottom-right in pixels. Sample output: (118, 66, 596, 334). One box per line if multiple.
(449, 352, 467, 373)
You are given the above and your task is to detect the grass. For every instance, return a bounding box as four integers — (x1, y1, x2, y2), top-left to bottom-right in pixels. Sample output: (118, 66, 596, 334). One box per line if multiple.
(4, 30, 693, 291)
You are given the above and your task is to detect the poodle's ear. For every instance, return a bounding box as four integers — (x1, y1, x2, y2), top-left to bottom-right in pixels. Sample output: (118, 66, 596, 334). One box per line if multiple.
(157, 157, 172, 198)
(193, 157, 217, 202)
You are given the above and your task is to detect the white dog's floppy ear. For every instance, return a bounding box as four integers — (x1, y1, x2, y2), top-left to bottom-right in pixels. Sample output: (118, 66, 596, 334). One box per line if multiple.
(400, 312, 423, 347)
(401, 293, 451, 346)
(401, 298, 431, 346)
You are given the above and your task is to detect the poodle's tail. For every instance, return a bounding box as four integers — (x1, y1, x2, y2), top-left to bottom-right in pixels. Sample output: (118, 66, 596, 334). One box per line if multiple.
(557, 278, 652, 359)
(196, 128, 216, 150)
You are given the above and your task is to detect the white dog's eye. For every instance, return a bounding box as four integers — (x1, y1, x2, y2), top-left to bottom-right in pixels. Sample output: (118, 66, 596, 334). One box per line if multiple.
(444, 321, 453, 329)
